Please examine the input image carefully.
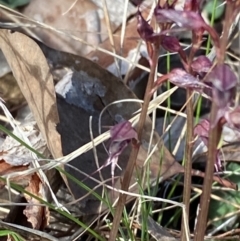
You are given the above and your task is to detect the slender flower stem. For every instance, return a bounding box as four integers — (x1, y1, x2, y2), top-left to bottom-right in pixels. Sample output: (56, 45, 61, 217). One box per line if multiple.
(181, 88, 193, 241)
(194, 105, 221, 241)
(108, 42, 161, 241)
(194, 2, 234, 240)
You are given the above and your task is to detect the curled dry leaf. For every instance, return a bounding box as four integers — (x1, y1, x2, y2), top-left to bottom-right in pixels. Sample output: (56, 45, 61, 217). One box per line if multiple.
(21, 0, 136, 55)
(0, 161, 30, 188)
(24, 173, 50, 230)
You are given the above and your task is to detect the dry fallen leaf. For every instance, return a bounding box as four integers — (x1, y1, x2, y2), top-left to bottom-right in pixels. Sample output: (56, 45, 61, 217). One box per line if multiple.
(24, 173, 50, 230)
(0, 160, 30, 188)
(42, 42, 236, 214)
(0, 29, 62, 159)
(0, 118, 50, 188)
(21, 0, 100, 55)
(18, 0, 136, 56)
(37, 41, 184, 214)
(0, 29, 63, 231)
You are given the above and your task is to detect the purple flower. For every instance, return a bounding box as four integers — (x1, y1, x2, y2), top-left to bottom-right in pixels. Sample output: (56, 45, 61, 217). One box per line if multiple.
(161, 35, 182, 52)
(154, 9, 207, 30)
(107, 121, 138, 186)
(206, 64, 237, 127)
(194, 119, 222, 172)
(224, 107, 240, 131)
(168, 68, 211, 91)
(81, 121, 138, 189)
(191, 56, 212, 76)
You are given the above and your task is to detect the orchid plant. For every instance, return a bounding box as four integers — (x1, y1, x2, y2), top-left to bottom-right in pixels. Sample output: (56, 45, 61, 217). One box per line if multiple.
(82, 121, 138, 199)
(135, 0, 240, 240)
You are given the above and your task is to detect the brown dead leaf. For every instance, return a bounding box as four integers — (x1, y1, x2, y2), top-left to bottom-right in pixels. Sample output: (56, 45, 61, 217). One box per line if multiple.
(36, 42, 182, 214)
(3, 0, 137, 56)
(21, 0, 100, 55)
(24, 173, 49, 230)
(0, 30, 63, 219)
(0, 160, 30, 187)
(0, 29, 62, 159)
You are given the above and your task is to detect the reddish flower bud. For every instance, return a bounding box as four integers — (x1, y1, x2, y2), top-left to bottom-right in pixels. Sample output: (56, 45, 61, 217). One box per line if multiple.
(161, 35, 182, 52)
(137, 9, 155, 42)
(194, 119, 222, 171)
(207, 64, 237, 109)
(191, 55, 212, 75)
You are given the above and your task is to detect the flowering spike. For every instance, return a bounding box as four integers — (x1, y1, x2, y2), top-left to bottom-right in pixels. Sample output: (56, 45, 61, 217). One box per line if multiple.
(107, 121, 138, 195)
